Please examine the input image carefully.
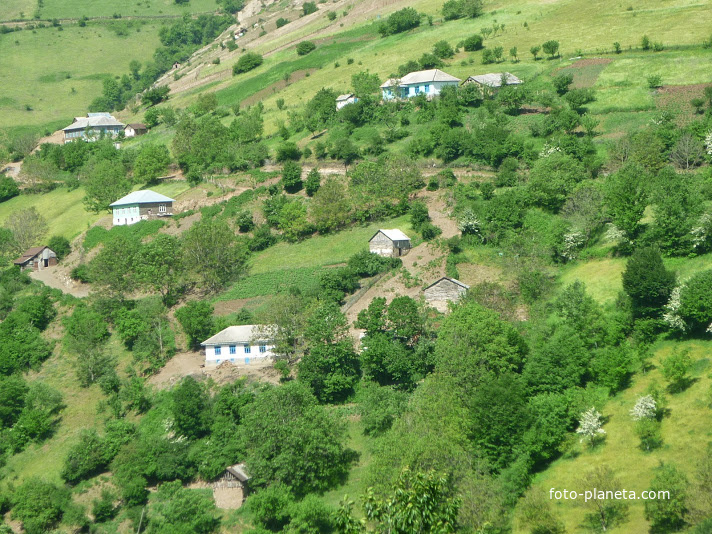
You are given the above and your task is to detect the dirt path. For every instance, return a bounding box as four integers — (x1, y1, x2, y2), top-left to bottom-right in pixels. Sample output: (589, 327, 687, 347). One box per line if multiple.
(29, 267, 90, 298)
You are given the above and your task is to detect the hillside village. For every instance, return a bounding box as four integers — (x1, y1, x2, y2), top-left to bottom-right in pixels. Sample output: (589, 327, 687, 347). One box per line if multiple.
(1, 0, 712, 532)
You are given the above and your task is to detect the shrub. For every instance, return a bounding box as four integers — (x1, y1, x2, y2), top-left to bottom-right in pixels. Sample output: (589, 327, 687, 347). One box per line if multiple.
(276, 17, 289, 28)
(378, 7, 420, 37)
(276, 142, 301, 162)
(542, 40, 560, 58)
(47, 235, 71, 259)
(463, 34, 484, 51)
(233, 52, 263, 74)
(442, 0, 483, 20)
(678, 270, 712, 333)
(432, 40, 455, 59)
(302, 1, 317, 15)
(0, 176, 19, 203)
(647, 75, 662, 89)
(282, 161, 303, 192)
(327, 10, 336, 21)
(70, 264, 91, 283)
(641, 35, 651, 50)
(553, 73, 574, 95)
(296, 41, 316, 56)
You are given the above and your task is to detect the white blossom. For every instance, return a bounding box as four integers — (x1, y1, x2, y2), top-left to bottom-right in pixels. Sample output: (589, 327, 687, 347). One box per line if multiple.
(457, 208, 482, 238)
(539, 143, 561, 158)
(705, 130, 712, 157)
(604, 223, 627, 244)
(576, 407, 606, 444)
(691, 212, 712, 250)
(662, 284, 686, 332)
(630, 395, 657, 420)
(560, 230, 586, 261)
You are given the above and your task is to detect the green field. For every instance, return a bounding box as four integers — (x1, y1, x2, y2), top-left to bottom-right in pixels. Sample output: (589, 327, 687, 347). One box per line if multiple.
(0, 22, 162, 130)
(38, 0, 220, 19)
(522, 339, 712, 533)
(0, 180, 190, 240)
(0, 0, 35, 20)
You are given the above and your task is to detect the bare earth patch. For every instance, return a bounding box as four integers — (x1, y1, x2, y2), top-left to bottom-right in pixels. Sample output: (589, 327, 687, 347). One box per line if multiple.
(655, 83, 709, 126)
(553, 58, 612, 88)
(29, 266, 90, 298)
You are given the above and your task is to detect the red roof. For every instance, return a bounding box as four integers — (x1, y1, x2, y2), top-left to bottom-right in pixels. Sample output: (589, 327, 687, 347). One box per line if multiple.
(13, 246, 50, 265)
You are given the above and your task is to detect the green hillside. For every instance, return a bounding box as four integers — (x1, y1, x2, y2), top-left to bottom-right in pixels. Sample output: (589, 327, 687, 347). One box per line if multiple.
(1, 0, 712, 532)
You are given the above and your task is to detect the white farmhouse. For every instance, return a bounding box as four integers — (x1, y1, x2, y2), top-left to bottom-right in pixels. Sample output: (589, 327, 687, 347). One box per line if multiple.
(381, 69, 460, 100)
(110, 190, 175, 226)
(201, 325, 276, 366)
(336, 93, 358, 110)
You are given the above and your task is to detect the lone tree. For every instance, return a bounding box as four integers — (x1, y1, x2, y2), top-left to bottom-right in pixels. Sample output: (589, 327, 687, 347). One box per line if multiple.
(622, 246, 676, 318)
(579, 466, 630, 531)
(576, 407, 606, 446)
(530, 45, 541, 60)
(542, 40, 560, 58)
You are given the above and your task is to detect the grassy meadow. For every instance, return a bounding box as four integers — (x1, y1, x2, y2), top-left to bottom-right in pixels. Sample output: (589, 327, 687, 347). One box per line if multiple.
(38, 0, 220, 19)
(0, 21, 163, 131)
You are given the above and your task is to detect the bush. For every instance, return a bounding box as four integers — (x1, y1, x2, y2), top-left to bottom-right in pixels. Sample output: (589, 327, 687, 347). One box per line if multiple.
(276, 142, 301, 162)
(305, 168, 321, 196)
(302, 1, 317, 15)
(647, 75, 662, 89)
(542, 40, 560, 58)
(481, 48, 496, 64)
(678, 269, 712, 333)
(282, 161, 303, 192)
(622, 247, 676, 318)
(296, 41, 316, 55)
(553, 73, 574, 95)
(0, 176, 19, 203)
(463, 34, 484, 51)
(276, 17, 289, 28)
(47, 235, 71, 260)
(233, 52, 263, 74)
(432, 40, 454, 59)
(378, 7, 420, 37)
(442, 0, 483, 20)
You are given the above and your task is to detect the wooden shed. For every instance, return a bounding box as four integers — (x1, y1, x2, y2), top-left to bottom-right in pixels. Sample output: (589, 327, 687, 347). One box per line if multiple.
(13, 246, 58, 271)
(423, 277, 469, 311)
(369, 229, 411, 257)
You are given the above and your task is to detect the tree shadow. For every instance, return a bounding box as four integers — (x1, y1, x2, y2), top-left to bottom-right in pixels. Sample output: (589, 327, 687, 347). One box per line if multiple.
(666, 377, 698, 394)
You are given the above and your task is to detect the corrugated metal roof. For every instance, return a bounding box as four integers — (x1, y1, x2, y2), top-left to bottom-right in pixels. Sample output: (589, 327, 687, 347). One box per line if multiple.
(373, 229, 410, 242)
(336, 94, 354, 101)
(381, 69, 461, 88)
(13, 246, 50, 265)
(109, 190, 175, 207)
(464, 72, 522, 88)
(424, 276, 470, 291)
(226, 463, 250, 482)
(201, 325, 275, 346)
(63, 113, 125, 131)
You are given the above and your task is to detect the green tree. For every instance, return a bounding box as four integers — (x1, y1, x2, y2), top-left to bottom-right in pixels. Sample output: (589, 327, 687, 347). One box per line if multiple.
(678, 269, 712, 333)
(378, 7, 420, 36)
(302, 1, 317, 15)
(172, 376, 211, 439)
(660, 348, 692, 393)
(580, 466, 629, 531)
(351, 71, 381, 97)
(528, 152, 586, 212)
(463, 34, 484, 51)
(622, 247, 676, 318)
(305, 88, 339, 132)
(282, 160, 303, 192)
(175, 301, 215, 350)
(233, 52, 263, 74)
(649, 167, 702, 255)
(604, 162, 649, 242)
(442, 0, 483, 20)
(150, 480, 220, 534)
(553, 73, 574, 95)
(542, 40, 560, 58)
(298, 341, 360, 403)
(296, 40, 316, 55)
(11, 479, 69, 534)
(0, 175, 19, 203)
(644, 463, 689, 532)
(310, 177, 352, 233)
(305, 167, 321, 196)
(135, 234, 183, 303)
(47, 235, 70, 260)
(3, 206, 48, 255)
(432, 40, 455, 59)
(0, 374, 28, 428)
(133, 144, 171, 184)
(240, 381, 351, 495)
(82, 158, 131, 212)
(357, 382, 408, 436)
(530, 45, 541, 59)
(89, 234, 140, 297)
(61, 429, 113, 483)
(182, 219, 248, 292)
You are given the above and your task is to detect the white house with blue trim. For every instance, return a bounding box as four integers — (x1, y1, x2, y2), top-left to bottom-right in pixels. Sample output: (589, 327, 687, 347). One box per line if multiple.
(109, 190, 175, 226)
(201, 325, 276, 366)
(381, 69, 461, 100)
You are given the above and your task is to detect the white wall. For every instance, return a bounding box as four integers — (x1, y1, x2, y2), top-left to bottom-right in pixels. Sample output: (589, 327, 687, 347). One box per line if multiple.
(112, 205, 140, 226)
(205, 342, 275, 365)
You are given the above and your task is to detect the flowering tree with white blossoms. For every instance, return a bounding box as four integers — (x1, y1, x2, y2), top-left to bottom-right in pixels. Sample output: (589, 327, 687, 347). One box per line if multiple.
(630, 395, 657, 421)
(576, 407, 606, 445)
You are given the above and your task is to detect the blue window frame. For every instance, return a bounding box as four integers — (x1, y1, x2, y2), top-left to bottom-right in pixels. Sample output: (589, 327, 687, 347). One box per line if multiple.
(259, 345, 267, 353)
(229, 345, 236, 355)
(214, 346, 221, 356)
(243, 344, 251, 354)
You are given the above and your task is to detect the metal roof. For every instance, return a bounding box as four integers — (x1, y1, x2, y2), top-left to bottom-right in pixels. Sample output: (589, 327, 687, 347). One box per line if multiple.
(424, 276, 470, 291)
(371, 229, 410, 242)
(13, 246, 52, 265)
(63, 113, 125, 131)
(381, 69, 461, 88)
(109, 190, 175, 207)
(201, 325, 275, 346)
(226, 463, 250, 482)
(336, 94, 354, 101)
(464, 72, 522, 88)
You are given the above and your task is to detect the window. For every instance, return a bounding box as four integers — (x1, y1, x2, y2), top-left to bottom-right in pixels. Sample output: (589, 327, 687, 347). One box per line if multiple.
(159, 204, 167, 213)
(259, 345, 267, 353)
(229, 345, 236, 355)
(214, 346, 221, 356)
(243, 344, 251, 354)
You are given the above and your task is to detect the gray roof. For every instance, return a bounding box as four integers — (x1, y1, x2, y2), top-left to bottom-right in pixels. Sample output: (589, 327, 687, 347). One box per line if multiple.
(371, 229, 410, 242)
(110, 190, 175, 207)
(226, 463, 250, 482)
(336, 93, 355, 101)
(424, 276, 470, 291)
(201, 325, 274, 346)
(63, 113, 125, 131)
(381, 69, 461, 88)
(464, 72, 522, 88)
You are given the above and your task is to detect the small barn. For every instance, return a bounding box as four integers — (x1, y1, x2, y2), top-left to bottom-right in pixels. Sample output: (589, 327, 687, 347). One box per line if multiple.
(336, 94, 357, 110)
(369, 229, 411, 257)
(423, 277, 469, 312)
(211, 463, 250, 508)
(13, 246, 58, 271)
(124, 123, 148, 137)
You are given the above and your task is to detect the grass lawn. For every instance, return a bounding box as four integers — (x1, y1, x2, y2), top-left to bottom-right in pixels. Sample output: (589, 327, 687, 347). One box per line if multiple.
(0, 0, 35, 20)
(520, 339, 712, 533)
(248, 215, 412, 274)
(216, 266, 328, 301)
(0, 22, 162, 131)
(39, 0, 219, 19)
